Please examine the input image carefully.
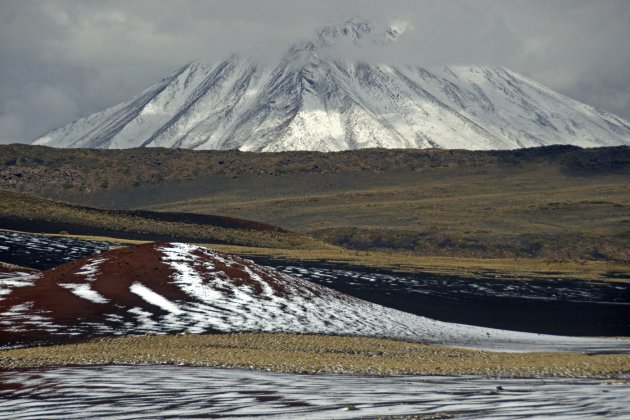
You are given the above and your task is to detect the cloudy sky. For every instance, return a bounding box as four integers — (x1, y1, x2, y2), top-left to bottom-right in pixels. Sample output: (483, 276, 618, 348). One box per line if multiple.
(1, 0, 629, 144)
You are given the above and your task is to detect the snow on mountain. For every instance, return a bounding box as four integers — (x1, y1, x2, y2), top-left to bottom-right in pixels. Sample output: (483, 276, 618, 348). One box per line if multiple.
(0, 242, 628, 353)
(33, 18, 630, 151)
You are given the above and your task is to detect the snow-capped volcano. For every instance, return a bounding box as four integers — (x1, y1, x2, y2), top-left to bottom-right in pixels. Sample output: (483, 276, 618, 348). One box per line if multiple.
(33, 18, 630, 151)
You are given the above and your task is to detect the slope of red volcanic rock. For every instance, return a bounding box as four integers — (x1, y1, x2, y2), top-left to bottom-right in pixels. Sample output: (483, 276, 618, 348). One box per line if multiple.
(0, 242, 329, 347)
(1, 242, 629, 354)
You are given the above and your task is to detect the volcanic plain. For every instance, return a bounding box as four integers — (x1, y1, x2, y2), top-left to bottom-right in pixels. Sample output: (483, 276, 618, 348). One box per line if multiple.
(1, 144, 629, 387)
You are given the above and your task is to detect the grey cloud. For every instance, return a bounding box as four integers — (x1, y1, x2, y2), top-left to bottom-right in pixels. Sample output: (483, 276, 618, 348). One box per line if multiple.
(1, 0, 629, 144)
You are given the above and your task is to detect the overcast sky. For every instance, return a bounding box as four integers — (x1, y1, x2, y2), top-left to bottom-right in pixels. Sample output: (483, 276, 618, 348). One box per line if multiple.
(1, 0, 629, 144)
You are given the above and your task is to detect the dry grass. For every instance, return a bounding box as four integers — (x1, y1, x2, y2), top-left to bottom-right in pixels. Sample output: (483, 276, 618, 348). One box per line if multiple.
(0, 190, 332, 250)
(208, 244, 630, 283)
(0, 229, 148, 246)
(2, 145, 628, 261)
(0, 260, 35, 272)
(4, 228, 627, 283)
(1, 333, 629, 378)
(151, 166, 630, 261)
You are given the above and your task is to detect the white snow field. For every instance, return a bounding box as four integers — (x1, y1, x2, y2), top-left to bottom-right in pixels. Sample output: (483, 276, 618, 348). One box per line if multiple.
(1, 365, 629, 419)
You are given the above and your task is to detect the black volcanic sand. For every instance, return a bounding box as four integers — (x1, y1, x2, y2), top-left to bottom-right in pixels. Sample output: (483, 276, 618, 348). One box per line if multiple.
(0, 231, 115, 270)
(249, 257, 630, 337)
(1, 230, 629, 337)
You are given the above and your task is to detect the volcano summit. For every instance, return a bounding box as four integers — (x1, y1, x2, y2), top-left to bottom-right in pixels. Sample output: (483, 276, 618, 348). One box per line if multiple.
(33, 18, 630, 151)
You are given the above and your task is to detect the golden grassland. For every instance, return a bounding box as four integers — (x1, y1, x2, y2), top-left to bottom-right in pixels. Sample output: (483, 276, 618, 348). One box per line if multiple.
(0, 229, 148, 246)
(0, 190, 332, 250)
(0, 260, 34, 271)
(153, 168, 629, 236)
(148, 165, 630, 261)
(1, 333, 629, 378)
(207, 244, 630, 283)
(3, 228, 628, 283)
(2, 145, 628, 261)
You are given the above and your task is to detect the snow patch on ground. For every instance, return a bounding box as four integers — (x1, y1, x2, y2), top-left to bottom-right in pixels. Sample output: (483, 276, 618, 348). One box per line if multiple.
(0, 272, 36, 300)
(130, 282, 183, 315)
(75, 258, 105, 281)
(59, 283, 109, 304)
(155, 243, 630, 354)
(0, 231, 114, 270)
(2, 366, 630, 419)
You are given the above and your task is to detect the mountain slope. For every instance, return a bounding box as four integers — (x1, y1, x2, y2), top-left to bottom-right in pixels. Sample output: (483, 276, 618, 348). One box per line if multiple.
(1, 242, 628, 353)
(33, 19, 630, 151)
